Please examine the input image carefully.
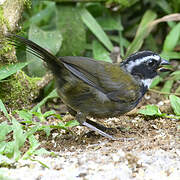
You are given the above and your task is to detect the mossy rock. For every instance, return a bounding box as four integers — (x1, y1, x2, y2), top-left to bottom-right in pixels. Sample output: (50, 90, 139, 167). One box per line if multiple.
(0, 71, 40, 109)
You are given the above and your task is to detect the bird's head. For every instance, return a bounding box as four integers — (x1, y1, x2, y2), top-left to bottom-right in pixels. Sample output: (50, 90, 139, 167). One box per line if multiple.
(121, 51, 170, 88)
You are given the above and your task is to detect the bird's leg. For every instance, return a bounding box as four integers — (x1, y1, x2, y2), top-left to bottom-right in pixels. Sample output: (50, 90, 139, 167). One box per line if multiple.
(67, 107, 114, 133)
(85, 119, 113, 132)
(76, 112, 116, 140)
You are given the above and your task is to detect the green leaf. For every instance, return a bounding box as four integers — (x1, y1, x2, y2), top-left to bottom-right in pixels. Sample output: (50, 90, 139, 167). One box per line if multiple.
(0, 62, 29, 81)
(32, 110, 45, 122)
(65, 120, 79, 127)
(56, 5, 86, 56)
(92, 40, 112, 62)
(161, 80, 174, 94)
(16, 110, 33, 122)
(109, 35, 130, 48)
(0, 142, 6, 155)
(171, 71, 180, 80)
(98, 15, 123, 31)
(23, 2, 56, 29)
(28, 135, 40, 150)
(126, 13, 180, 58)
(40, 125, 51, 137)
(175, 86, 180, 93)
(170, 95, 180, 115)
(150, 76, 163, 88)
(29, 157, 50, 169)
(125, 10, 157, 57)
(43, 110, 56, 118)
(33, 148, 50, 156)
(23, 135, 40, 159)
(125, 30, 147, 58)
(145, 34, 158, 52)
(31, 89, 59, 112)
(163, 22, 180, 52)
(138, 105, 162, 116)
(0, 99, 10, 120)
(136, 10, 157, 37)
(52, 114, 62, 120)
(160, 51, 180, 60)
(171, 71, 180, 76)
(25, 124, 41, 138)
(12, 118, 27, 160)
(80, 8, 113, 51)
(157, 0, 172, 14)
(0, 141, 15, 158)
(0, 122, 12, 142)
(57, 122, 68, 131)
(27, 24, 62, 77)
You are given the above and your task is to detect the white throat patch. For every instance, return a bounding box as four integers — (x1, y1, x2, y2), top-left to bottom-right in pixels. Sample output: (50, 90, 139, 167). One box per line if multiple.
(126, 55, 160, 72)
(141, 78, 153, 88)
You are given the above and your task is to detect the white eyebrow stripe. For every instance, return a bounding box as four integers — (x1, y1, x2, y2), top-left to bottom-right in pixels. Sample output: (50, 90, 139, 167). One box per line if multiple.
(126, 55, 160, 72)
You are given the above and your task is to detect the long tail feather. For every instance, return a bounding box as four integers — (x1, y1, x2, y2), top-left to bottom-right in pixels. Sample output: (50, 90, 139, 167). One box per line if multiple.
(6, 34, 62, 67)
(8, 41, 44, 60)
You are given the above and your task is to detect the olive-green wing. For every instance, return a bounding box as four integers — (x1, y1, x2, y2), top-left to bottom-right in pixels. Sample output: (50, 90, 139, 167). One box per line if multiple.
(61, 56, 140, 102)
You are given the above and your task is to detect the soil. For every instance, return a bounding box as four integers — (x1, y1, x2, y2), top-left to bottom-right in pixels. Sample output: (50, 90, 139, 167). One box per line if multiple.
(1, 91, 180, 180)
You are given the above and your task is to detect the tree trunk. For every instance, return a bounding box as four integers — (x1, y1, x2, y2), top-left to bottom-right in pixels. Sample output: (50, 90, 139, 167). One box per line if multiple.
(0, 0, 43, 110)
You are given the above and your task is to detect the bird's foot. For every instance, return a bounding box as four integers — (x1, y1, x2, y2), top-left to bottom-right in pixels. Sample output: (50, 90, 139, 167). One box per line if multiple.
(82, 121, 117, 140)
(76, 112, 117, 140)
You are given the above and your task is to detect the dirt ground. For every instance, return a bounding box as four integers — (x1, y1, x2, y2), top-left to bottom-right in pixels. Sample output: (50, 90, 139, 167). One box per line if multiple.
(1, 91, 180, 180)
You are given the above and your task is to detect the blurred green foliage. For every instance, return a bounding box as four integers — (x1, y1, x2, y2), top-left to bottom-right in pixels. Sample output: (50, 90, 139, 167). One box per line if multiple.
(56, 5, 86, 57)
(17, 0, 180, 95)
(0, 97, 78, 165)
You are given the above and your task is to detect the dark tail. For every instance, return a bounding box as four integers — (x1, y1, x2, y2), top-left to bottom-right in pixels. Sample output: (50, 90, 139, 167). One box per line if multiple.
(6, 34, 63, 68)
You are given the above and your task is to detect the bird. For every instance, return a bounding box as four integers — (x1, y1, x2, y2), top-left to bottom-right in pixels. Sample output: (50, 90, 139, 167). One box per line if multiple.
(7, 34, 170, 140)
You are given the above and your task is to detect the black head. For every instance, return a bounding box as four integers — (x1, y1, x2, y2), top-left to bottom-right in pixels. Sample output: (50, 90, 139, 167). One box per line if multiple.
(122, 51, 170, 88)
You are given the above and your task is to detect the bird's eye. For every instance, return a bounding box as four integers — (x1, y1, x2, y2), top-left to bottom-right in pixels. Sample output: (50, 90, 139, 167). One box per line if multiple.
(147, 59, 156, 67)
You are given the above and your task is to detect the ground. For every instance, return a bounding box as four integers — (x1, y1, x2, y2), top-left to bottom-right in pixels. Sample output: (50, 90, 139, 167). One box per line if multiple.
(1, 91, 180, 180)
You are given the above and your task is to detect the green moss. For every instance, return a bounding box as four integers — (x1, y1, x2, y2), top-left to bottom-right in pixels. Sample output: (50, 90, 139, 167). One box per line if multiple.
(0, 41, 13, 56)
(22, 0, 31, 8)
(0, 6, 5, 25)
(0, 71, 41, 109)
(0, 6, 10, 29)
(0, 6, 12, 56)
(0, 0, 41, 110)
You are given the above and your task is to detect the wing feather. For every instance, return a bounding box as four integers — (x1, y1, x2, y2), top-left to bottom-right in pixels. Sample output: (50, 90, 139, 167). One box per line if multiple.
(61, 56, 140, 102)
